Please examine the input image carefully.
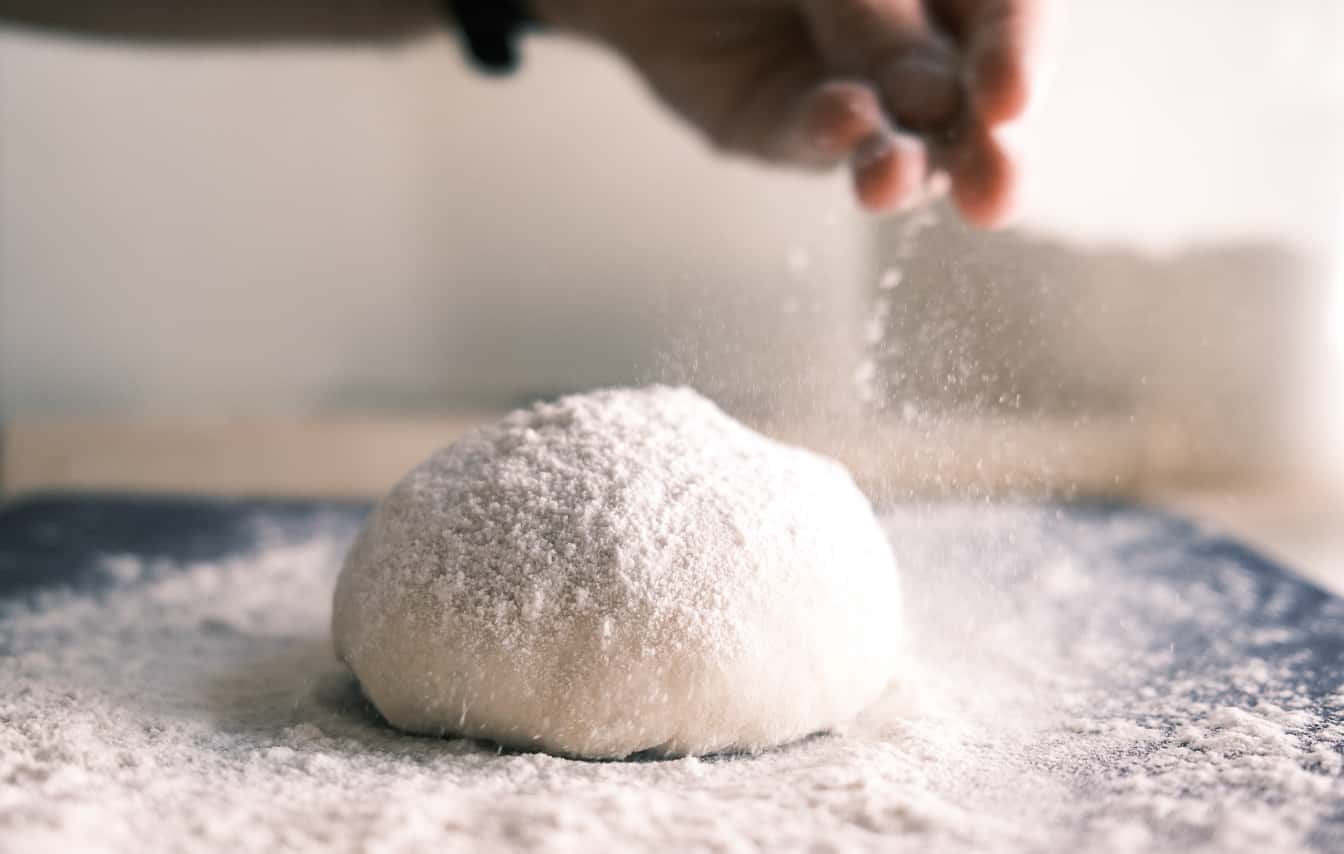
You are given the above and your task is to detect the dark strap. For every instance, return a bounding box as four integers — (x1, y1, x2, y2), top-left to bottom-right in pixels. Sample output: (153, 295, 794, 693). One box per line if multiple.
(447, 0, 535, 73)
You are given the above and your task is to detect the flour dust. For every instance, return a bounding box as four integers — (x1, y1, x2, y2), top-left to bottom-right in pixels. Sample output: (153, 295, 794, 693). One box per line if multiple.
(3, 501, 1342, 852)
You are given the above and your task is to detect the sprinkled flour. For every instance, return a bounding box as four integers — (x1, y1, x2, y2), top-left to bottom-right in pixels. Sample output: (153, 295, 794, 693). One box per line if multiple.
(2, 500, 1343, 852)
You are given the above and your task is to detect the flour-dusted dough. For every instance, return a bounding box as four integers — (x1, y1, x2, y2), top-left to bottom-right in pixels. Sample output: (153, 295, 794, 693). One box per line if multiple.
(332, 386, 901, 758)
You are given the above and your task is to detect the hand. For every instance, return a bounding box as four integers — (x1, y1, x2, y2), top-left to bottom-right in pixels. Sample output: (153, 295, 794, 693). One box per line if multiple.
(533, 0, 1049, 227)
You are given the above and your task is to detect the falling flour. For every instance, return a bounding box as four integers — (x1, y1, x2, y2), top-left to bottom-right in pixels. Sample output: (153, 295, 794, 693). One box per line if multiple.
(333, 386, 901, 758)
(2, 496, 1343, 851)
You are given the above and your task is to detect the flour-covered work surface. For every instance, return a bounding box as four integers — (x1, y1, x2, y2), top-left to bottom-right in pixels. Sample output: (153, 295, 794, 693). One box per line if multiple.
(2, 495, 1342, 853)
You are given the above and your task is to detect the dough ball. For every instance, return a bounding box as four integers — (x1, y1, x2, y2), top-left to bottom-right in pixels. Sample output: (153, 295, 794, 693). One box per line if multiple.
(332, 386, 901, 759)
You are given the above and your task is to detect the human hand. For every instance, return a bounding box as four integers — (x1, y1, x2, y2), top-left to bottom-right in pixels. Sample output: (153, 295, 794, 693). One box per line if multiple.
(533, 0, 1049, 227)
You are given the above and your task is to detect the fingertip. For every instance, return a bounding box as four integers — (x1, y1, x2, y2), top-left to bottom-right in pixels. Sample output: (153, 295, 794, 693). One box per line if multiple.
(852, 133, 928, 212)
(950, 131, 1019, 228)
(969, 0, 1056, 126)
(973, 43, 1032, 124)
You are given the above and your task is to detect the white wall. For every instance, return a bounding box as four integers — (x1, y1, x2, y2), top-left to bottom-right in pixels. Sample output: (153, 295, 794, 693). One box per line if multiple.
(4, 1, 1343, 482)
(1015, 0, 1344, 251)
(0, 27, 868, 418)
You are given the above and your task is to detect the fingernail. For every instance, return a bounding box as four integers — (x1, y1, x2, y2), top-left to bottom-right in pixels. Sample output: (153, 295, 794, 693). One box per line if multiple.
(854, 133, 896, 171)
(854, 133, 926, 180)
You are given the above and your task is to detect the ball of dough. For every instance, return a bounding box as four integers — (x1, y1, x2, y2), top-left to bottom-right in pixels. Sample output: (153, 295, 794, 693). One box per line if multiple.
(332, 386, 901, 758)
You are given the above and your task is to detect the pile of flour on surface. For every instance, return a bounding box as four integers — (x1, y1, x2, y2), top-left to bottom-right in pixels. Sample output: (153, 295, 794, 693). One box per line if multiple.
(334, 385, 900, 759)
(3, 500, 1343, 852)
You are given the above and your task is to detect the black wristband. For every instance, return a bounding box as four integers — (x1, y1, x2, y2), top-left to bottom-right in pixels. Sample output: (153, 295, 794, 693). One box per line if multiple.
(446, 0, 535, 74)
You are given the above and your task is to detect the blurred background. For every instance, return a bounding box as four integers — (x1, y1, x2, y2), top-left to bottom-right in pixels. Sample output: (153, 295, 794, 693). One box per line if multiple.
(1, 3, 1342, 581)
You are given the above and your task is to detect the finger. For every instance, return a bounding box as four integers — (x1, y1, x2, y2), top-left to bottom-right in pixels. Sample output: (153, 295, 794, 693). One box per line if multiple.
(852, 132, 930, 212)
(945, 123, 1018, 226)
(802, 0, 964, 133)
(704, 51, 831, 161)
(781, 81, 888, 167)
(929, 0, 1047, 123)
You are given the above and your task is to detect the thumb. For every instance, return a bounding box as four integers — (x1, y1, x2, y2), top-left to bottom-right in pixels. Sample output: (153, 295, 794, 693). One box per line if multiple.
(800, 0, 964, 134)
